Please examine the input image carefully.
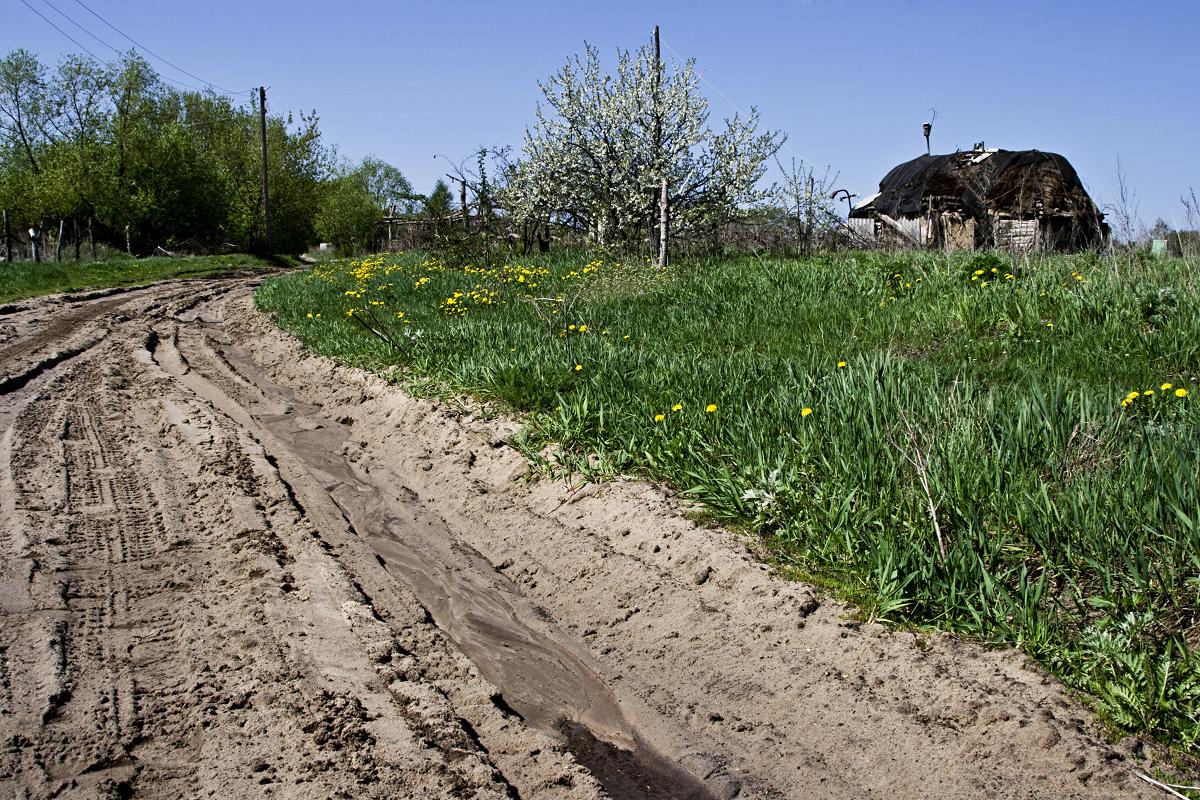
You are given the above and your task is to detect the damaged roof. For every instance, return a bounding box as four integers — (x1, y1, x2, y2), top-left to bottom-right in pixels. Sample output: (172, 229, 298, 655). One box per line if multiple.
(851, 149, 1104, 221)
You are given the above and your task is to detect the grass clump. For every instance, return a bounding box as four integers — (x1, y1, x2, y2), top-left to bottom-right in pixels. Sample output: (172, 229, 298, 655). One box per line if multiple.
(0, 253, 292, 303)
(256, 248, 1200, 753)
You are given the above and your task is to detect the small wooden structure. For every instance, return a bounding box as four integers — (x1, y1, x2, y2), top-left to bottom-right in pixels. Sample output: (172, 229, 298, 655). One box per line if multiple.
(850, 146, 1108, 251)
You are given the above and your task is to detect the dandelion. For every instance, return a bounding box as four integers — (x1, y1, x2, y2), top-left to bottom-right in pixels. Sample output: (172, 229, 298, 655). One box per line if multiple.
(837, 361, 847, 368)
(654, 413, 665, 422)
(1161, 383, 1173, 391)
(623, 335, 631, 340)
(1144, 389, 1155, 396)
(578, 324, 588, 333)
(705, 404, 717, 413)
(575, 364, 583, 372)
(306, 312, 313, 319)
(801, 407, 813, 417)
(1176, 388, 1189, 398)
(672, 403, 683, 412)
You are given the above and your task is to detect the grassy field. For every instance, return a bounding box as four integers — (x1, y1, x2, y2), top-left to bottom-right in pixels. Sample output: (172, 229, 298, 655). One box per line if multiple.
(256, 248, 1200, 752)
(0, 253, 294, 303)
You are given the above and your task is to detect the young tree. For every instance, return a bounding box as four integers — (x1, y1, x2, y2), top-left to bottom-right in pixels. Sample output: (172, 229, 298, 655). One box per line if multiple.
(357, 156, 417, 215)
(315, 171, 379, 255)
(511, 41, 783, 250)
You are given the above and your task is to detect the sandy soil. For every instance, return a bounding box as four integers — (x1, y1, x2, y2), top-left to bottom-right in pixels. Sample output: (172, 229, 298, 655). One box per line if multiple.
(0, 279, 1169, 799)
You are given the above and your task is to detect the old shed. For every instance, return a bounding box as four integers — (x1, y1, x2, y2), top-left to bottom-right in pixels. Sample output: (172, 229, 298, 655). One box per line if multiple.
(849, 147, 1108, 251)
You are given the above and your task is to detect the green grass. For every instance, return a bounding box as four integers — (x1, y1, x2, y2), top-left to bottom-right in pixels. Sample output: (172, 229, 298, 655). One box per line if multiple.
(256, 248, 1200, 755)
(0, 253, 294, 303)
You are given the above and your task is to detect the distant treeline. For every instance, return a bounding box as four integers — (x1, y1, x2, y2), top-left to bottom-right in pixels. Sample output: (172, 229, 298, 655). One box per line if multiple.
(0, 48, 416, 256)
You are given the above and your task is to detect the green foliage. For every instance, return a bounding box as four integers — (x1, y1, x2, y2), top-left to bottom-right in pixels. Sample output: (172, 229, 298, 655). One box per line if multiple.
(315, 173, 379, 255)
(0, 48, 337, 254)
(258, 248, 1200, 750)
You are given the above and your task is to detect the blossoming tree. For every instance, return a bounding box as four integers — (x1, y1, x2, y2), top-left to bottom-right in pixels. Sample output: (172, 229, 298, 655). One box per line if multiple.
(505, 40, 783, 259)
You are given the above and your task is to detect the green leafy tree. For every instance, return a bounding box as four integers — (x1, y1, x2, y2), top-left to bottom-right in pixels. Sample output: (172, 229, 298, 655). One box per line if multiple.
(315, 172, 379, 254)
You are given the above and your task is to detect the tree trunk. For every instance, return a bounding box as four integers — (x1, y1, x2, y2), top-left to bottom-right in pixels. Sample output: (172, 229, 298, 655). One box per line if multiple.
(74, 219, 81, 261)
(56, 219, 65, 262)
(2, 210, 10, 263)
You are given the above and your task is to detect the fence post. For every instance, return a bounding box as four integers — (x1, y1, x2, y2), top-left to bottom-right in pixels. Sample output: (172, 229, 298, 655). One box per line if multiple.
(88, 217, 96, 260)
(30, 227, 41, 263)
(124, 224, 131, 255)
(73, 218, 80, 261)
(55, 219, 65, 262)
(2, 209, 10, 262)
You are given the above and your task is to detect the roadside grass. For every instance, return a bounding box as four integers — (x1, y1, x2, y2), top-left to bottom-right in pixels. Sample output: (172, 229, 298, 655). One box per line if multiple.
(256, 248, 1200, 755)
(0, 253, 293, 303)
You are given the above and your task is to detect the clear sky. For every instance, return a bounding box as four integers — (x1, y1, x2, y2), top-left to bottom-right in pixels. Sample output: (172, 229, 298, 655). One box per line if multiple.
(5, 0, 1198, 227)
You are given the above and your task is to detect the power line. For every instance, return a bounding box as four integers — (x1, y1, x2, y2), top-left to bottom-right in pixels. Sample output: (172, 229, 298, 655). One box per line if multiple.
(37, 0, 122, 56)
(70, 0, 250, 96)
(16, 0, 103, 62)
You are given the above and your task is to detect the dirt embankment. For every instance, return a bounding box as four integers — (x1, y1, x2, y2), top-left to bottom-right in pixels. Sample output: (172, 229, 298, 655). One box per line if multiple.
(0, 280, 1166, 799)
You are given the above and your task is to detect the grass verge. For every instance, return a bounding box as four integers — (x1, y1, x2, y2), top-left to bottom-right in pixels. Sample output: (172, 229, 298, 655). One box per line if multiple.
(256, 248, 1200, 757)
(0, 253, 295, 303)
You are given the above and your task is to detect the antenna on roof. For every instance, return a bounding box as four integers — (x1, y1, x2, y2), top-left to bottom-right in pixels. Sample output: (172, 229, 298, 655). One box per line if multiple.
(923, 108, 937, 155)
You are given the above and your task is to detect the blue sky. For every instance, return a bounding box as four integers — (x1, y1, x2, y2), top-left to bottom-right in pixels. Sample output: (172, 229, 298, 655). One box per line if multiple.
(6, 0, 1199, 227)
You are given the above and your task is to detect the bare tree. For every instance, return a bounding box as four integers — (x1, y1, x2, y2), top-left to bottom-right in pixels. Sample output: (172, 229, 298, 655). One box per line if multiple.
(770, 157, 840, 256)
(1105, 156, 1141, 246)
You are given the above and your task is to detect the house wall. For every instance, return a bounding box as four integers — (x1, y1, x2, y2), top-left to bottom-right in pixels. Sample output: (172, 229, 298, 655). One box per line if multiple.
(994, 218, 1039, 250)
(940, 214, 975, 250)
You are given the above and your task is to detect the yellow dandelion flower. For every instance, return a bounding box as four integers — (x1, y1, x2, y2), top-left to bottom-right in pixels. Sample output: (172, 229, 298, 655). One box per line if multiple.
(672, 403, 683, 412)
(1144, 389, 1155, 396)
(837, 361, 847, 368)
(568, 324, 576, 331)
(801, 407, 813, 417)
(1176, 388, 1188, 398)
(1161, 383, 1173, 391)
(654, 413, 665, 422)
(705, 404, 717, 413)
(574, 364, 583, 372)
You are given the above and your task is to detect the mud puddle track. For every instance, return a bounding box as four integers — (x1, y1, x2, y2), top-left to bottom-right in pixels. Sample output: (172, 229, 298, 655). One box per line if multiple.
(0, 280, 1167, 799)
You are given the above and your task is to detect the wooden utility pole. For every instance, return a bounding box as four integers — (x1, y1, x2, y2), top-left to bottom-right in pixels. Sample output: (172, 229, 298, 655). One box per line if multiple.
(2, 210, 10, 263)
(259, 86, 272, 253)
(653, 25, 669, 268)
(658, 177, 669, 268)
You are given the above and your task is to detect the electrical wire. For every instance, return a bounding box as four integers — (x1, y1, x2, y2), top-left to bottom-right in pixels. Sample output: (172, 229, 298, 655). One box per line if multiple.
(37, 0, 122, 56)
(16, 0, 103, 62)
(70, 0, 250, 96)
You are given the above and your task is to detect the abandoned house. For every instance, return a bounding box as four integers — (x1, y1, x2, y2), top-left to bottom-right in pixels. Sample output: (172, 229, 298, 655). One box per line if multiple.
(848, 146, 1109, 251)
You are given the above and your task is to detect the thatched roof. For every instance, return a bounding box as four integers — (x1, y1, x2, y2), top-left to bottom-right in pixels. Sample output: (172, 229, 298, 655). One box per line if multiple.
(851, 149, 1104, 222)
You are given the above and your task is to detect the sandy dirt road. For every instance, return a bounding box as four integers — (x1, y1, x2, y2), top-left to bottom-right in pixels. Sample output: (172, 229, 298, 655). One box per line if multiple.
(0, 278, 1163, 799)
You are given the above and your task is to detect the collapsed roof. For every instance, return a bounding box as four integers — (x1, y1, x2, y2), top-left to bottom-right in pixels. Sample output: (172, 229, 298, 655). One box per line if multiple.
(851, 149, 1104, 222)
